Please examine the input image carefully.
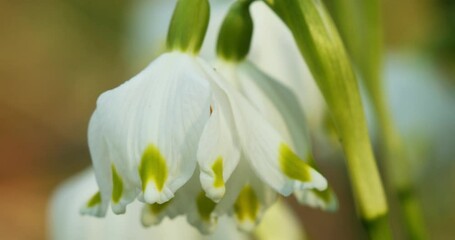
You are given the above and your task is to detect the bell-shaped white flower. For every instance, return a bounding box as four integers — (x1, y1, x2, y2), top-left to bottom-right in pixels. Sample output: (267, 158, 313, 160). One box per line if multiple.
(83, 49, 328, 231)
(83, 51, 211, 214)
(213, 0, 337, 211)
(214, 60, 336, 211)
(82, 0, 329, 234)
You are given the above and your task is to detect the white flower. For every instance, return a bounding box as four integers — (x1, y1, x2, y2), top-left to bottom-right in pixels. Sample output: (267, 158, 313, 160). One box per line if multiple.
(215, 59, 337, 211)
(83, 50, 328, 233)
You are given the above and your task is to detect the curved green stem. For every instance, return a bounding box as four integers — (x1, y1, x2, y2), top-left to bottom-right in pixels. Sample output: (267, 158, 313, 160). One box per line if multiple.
(166, 0, 210, 54)
(263, 0, 389, 234)
(325, 0, 427, 238)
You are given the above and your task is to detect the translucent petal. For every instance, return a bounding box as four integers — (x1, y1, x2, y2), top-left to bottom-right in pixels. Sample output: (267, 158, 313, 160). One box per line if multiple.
(204, 70, 328, 195)
(218, 61, 311, 159)
(83, 111, 111, 217)
(249, 2, 326, 129)
(197, 75, 241, 202)
(89, 52, 211, 208)
(294, 187, 338, 212)
(216, 60, 337, 211)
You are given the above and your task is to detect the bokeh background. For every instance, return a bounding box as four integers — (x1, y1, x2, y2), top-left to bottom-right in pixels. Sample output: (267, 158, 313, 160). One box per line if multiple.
(0, 0, 454, 239)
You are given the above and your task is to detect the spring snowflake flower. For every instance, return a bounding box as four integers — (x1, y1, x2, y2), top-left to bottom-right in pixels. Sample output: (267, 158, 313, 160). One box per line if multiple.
(215, 60, 337, 211)
(81, 0, 329, 234)
(82, 50, 327, 232)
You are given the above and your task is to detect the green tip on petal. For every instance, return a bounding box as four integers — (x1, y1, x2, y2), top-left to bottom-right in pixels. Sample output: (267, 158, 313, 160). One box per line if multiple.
(212, 157, 225, 188)
(148, 200, 173, 215)
(234, 185, 260, 223)
(111, 165, 124, 204)
(312, 188, 332, 203)
(141, 200, 174, 227)
(139, 144, 168, 192)
(86, 191, 101, 208)
(196, 191, 217, 222)
(299, 187, 339, 212)
(279, 143, 312, 182)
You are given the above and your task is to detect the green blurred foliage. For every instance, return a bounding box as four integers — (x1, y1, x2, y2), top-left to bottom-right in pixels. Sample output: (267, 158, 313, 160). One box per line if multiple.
(430, 0, 455, 78)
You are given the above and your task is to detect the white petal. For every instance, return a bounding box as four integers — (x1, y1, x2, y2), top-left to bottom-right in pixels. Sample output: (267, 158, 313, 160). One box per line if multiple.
(218, 61, 312, 159)
(202, 68, 327, 195)
(239, 62, 312, 158)
(141, 197, 181, 227)
(249, 1, 326, 129)
(294, 187, 338, 212)
(213, 159, 251, 217)
(236, 99, 327, 194)
(205, 161, 277, 232)
(233, 174, 278, 232)
(181, 172, 220, 234)
(137, 53, 211, 204)
(94, 87, 141, 214)
(82, 111, 110, 217)
(216, 61, 338, 210)
(197, 78, 241, 202)
(91, 52, 211, 207)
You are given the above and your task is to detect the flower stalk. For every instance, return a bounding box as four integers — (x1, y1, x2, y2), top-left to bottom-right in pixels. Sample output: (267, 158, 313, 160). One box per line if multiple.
(216, 0, 338, 211)
(326, 0, 427, 238)
(263, 0, 390, 235)
(166, 0, 210, 54)
(216, 0, 254, 62)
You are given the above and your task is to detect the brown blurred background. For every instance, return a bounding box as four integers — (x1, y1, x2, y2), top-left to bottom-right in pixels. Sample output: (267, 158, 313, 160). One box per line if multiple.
(0, 0, 454, 239)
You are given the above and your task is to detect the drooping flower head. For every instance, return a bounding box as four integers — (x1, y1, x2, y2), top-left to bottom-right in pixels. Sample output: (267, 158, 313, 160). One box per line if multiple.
(82, 0, 330, 233)
(215, 0, 337, 211)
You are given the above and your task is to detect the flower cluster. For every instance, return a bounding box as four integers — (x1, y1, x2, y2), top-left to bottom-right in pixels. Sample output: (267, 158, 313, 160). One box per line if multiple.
(82, 0, 335, 234)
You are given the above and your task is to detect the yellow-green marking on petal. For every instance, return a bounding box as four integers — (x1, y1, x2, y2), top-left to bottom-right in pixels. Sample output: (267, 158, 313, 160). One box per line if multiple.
(139, 144, 168, 192)
(86, 191, 101, 208)
(197, 191, 217, 221)
(234, 185, 260, 221)
(212, 157, 224, 188)
(279, 143, 312, 182)
(111, 165, 123, 203)
(311, 188, 332, 203)
(147, 200, 173, 215)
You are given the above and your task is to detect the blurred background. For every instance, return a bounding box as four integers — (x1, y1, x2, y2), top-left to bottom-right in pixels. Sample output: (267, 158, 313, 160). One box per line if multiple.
(0, 0, 454, 239)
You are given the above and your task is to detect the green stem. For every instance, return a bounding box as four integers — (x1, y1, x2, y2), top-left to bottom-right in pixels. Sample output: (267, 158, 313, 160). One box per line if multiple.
(326, 0, 428, 238)
(166, 0, 210, 54)
(263, 0, 389, 232)
(363, 214, 393, 240)
(216, 0, 254, 62)
(371, 73, 428, 240)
